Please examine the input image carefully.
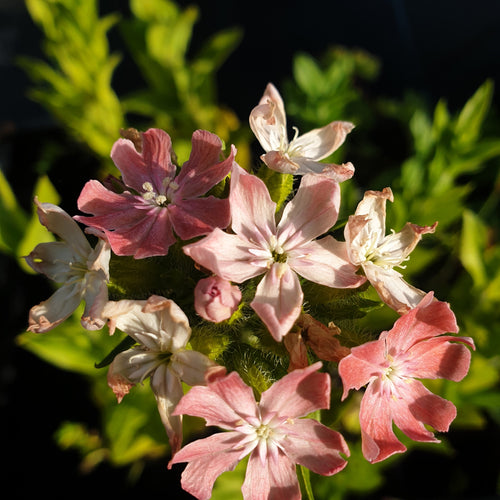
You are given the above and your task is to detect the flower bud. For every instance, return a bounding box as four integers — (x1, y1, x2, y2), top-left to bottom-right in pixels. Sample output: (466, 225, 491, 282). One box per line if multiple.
(194, 276, 241, 323)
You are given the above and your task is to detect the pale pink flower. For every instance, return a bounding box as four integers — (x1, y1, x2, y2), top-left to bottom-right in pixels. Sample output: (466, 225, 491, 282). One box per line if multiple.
(194, 276, 242, 323)
(344, 187, 437, 314)
(183, 164, 365, 341)
(103, 295, 219, 455)
(76, 128, 235, 259)
(25, 198, 110, 333)
(338, 292, 475, 463)
(170, 362, 349, 500)
(249, 82, 355, 180)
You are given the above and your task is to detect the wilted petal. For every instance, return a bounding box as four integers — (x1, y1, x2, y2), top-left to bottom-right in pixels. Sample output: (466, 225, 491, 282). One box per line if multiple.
(28, 282, 83, 333)
(34, 198, 91, 257)
(151, 363, 186, 455)
(290, 121, 354, 161)
(171, 349, 219, 387)
(362, 261, 427, 314)
(249, 82, 288, 152)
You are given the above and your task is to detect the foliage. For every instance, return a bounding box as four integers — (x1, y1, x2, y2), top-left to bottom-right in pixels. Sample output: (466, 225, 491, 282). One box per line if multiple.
(4, 0, 500, 498)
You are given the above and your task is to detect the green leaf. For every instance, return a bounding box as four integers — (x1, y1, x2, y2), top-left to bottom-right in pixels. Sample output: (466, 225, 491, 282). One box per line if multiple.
(0, 168, 28, 255)
(299, 465, 315, 500)
(454, 79, 493, 146)
(17, 175, 60, 273)
(459, 209, 488, 288)
(16, 305, 121, 376)
(256, 167, 294, 212)
(293, 53, 325, 97)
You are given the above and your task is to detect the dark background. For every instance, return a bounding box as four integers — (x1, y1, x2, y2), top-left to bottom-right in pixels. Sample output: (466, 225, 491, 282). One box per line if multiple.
(2, 0, 500, 498)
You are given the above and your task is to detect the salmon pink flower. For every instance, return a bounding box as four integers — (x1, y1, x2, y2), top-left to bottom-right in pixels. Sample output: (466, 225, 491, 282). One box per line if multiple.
(103, 295, 219, 455)
(183, 164, 365, 341)
(249, 83, 355, 180)
(194, 276, 242, 323)
(25, 198, 110, 333)
(344, 187, 437, 313)
(338, 292, 475, 463)
(76, 128, 235, 259)
(170, 362, 349, 500)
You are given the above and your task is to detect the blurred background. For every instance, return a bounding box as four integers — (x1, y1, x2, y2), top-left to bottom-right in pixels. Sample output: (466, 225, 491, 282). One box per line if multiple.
(2, 0, 500, 498)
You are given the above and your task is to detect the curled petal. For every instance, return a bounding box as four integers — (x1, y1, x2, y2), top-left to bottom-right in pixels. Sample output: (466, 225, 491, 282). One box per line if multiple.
(28, 282, 83, 333)
(291, 120, 354, 161)
(249, 82, 288, 152)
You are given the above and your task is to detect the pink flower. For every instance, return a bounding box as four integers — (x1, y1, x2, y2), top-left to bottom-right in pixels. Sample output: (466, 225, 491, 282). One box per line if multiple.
(338, 292, 475, 463)
(25, 198, 110, 333)
(183, 164, 365, 341)
(194, 276, 242, 323)
(103, 295, 219, 455)
(170, 362, 349, 500)
(76, 128, 235, 259)
(249, 83, 355, 181)
(344, 187, 437, 313)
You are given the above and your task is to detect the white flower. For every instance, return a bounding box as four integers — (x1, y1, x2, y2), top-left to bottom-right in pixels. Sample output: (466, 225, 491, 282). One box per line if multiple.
(249, 83, 355, 180)
(103, 295, 220, 455)
(344, 187, 437, 313)
(25, 198, 110, 333)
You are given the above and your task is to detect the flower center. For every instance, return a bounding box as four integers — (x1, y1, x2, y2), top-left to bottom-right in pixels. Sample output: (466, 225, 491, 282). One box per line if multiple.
(141, 177, 179, 207)
(364, 229, 408, 269)
(269, 235, 287, 264)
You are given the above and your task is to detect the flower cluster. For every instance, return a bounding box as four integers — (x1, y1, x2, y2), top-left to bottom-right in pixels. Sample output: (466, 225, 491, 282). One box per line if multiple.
(25, 83, 474, 500)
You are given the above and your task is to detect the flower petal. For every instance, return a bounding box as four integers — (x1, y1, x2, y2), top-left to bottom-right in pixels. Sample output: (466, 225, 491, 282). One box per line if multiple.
(175, 131, 234, 199)
(281, 418, 349, 475)
(230, 164, 277, 247)
(111, 128, 175, 193)
(362, 261, 427, 314)
(183, 229, 267, 283)
(169, 197, 230, 240)
(172, 370, 260, 428)
(34, 198, 91, 257)
(242, 449, 300, 500)
(171, 349, 218, 386)
(290, 120, 354, 161)
(289, 236, 366, 289)
(277, 174, 340, 248)
(249, 82, 288, 153)
(260, 362, 329, 417)
(359, 378, 407, 463)
(251, 264, 303, 341)
(338, 338, 387, 399)
(391, 378, 455, 441)
(171, 432, 245, 500)
(151, 363, 186, 455)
